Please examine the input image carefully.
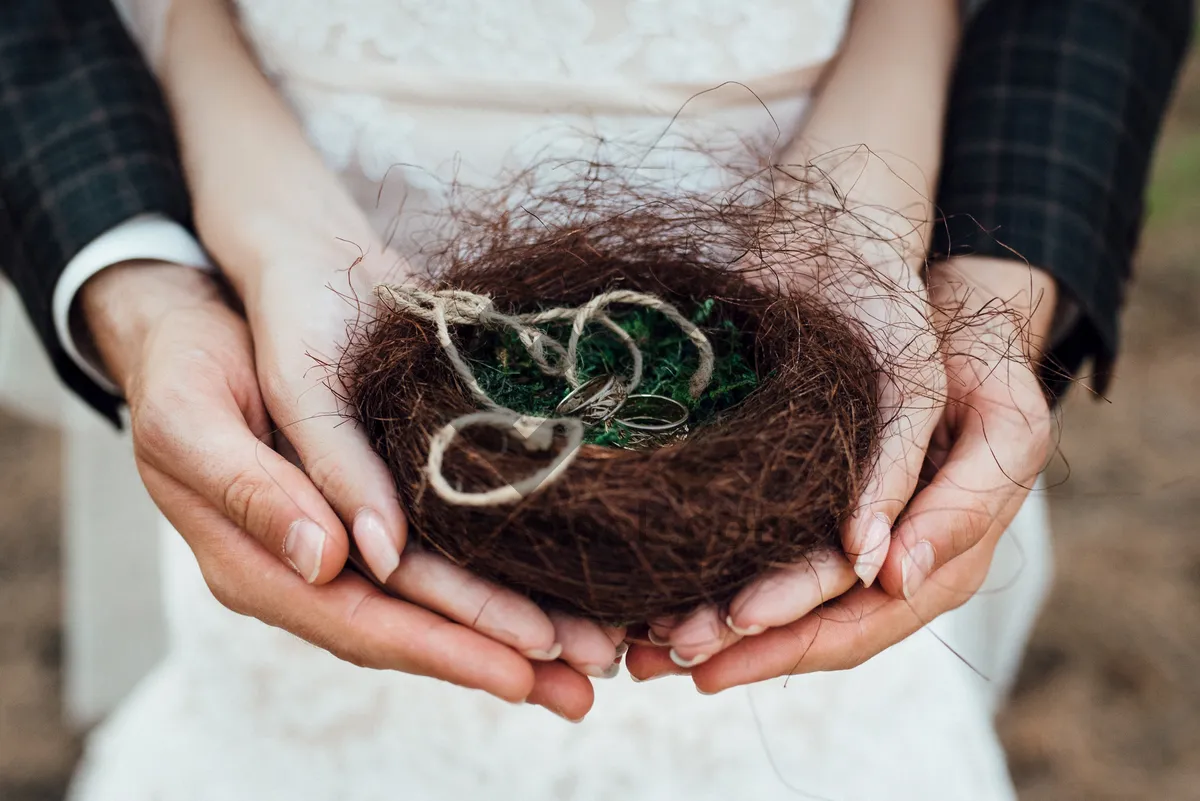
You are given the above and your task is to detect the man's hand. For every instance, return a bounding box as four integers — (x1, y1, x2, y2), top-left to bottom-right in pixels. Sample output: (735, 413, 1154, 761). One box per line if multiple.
(79, 261, 603, 720)
(629, 256, 1056, 686)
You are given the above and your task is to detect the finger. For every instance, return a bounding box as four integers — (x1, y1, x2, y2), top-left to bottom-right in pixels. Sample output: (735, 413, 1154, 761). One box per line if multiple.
(526, 661, 596, 722)
(694, 589, 882, 692)
(646, 614, 679, 646)
(876, 382, 1049, 601)
(624, 643, 685, 682)
(725, 548, 858, 634)
(133, 320, 350, 585)
(386, 550, 559, 659)
(548, 611, 622, 678)
(663, 605, 741, 667)
(696, 511, 1011, 692)
(842, 374, 943, 588)
(145, 470, 536, 702)
(258, 337, 407, 585)
(601, 625, 628, 650)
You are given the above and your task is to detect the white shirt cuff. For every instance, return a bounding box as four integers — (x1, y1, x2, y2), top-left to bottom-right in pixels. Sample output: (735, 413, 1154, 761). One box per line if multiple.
(52, 214, 214, 395)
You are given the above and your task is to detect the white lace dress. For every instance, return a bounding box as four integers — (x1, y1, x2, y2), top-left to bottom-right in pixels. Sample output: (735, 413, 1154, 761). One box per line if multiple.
(67, 2, 1053, 799)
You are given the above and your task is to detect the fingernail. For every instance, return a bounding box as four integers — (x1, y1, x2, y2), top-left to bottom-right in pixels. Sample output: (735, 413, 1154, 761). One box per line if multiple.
(353, 508, 400, 583)
(551, 707, 584, 723)
(725, 615, 765, 637)
(696, 685, 718, 696)
(284, 519, 327, 583)
(853, 513, 892, 588)
(523, 643, 564, 661)
(901, 540, 936, 600)
(630, 671, 671, 683)
(584, 662, 621, 679)
(647, 629, 669, 647)
(669, 649, 710, 669)
(615, 642, 629, 658)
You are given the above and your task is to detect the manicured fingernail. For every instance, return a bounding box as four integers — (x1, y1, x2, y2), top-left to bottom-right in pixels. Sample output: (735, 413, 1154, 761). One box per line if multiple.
(284, 519, 327, 583)
(353, 508, 399, 583)
(647, 629, 669, 646)
(630, 671, 671, 683)
(725, 615, 765, 637)
(584, 662, 621, 679)
(696, 685, 718, 696)
(615, 641, 629, 658)
(523, 643, 564, 661)
(669, 649, 710, 669)
(901, 540, 935, 600)
(853, 513, 891, 588)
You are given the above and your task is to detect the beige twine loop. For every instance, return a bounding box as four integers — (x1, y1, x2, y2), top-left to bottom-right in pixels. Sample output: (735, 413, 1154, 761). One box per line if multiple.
(373, 284, 715, 505)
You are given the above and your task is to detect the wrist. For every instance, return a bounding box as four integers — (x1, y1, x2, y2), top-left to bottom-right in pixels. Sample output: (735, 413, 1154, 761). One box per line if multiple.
(927, 256, 1059, 360)
(80, 262, 225, 393)
(200, 202, 383, 302)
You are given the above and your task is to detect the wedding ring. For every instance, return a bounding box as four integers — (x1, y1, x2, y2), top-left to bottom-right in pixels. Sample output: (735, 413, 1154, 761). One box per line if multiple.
(554, 374, 629, 426)
(611, 424, 690, 451)
(612, 394, 689, 432)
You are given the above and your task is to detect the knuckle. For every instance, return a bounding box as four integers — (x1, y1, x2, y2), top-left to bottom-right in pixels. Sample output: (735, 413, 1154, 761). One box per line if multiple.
(198, 563, 249, 617)
(948, 502, 992, 557)
(308, 626, 371, 669)
(257, 366, 295, 411)
(130, 398, 174, 463)
(221, 468, 277, 541)
(301, 447, 352, 501)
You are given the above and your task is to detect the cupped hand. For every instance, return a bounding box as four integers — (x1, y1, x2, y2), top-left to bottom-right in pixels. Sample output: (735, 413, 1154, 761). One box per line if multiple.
(80, 261, 604, 720)
(662, 215, 946, 666)
(634, 255, 1055, 685)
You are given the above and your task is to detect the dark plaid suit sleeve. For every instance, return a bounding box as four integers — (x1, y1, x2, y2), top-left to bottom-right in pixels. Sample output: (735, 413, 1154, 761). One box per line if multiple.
(934, 0, 1193, 396)
(0, 0, 192, 424)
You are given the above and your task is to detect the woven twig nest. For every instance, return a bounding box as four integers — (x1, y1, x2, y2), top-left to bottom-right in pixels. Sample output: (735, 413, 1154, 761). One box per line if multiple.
(342, 206, 883, 625)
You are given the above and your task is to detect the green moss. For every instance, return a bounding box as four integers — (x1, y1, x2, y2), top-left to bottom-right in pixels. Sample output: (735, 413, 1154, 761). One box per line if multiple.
(463, 299, 758, 445)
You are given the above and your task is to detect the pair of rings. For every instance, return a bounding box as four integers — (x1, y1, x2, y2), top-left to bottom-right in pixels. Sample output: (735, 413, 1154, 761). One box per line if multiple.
(554, 374, 690, 446)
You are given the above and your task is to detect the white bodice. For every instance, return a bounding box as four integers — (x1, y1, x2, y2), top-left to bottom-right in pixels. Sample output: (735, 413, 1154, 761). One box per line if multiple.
(122, 0, 852, 207)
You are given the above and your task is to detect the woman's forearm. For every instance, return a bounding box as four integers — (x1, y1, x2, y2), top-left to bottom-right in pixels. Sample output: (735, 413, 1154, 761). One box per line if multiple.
(787, 0, 960, 259)
(158, 0, 376, 297)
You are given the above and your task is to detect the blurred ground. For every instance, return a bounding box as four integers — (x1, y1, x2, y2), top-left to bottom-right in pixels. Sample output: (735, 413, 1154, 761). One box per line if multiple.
(3, 44, 1200, 801)
(0, 415, 77, 801)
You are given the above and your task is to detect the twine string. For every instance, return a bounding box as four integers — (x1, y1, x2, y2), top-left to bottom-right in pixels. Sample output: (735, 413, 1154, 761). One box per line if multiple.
(373, 284, 715, 505)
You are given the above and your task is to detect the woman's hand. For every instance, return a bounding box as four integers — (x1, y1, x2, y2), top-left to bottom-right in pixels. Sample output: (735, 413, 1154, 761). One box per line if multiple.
(652, 0, 962, 665)
(656, 216, 946, 665)
(154, 0, 623, 700)
(232, 236, 626, 682)
(629, 256, 1056, 686)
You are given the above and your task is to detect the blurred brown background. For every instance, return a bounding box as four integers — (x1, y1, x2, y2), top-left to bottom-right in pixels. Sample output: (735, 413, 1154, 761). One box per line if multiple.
(3, 40, 1200, 801)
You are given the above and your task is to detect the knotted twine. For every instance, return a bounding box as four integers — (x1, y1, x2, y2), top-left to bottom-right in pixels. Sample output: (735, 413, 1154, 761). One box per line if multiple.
(373, 285, 715, 506)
